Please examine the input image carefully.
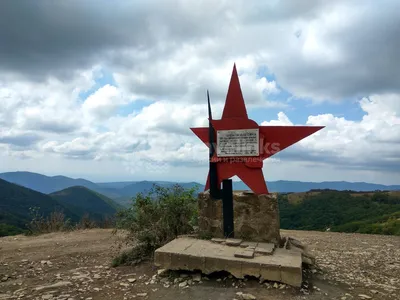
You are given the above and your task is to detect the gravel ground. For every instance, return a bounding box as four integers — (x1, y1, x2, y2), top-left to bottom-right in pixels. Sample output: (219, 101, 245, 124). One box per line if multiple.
(0, 229, 399, 300)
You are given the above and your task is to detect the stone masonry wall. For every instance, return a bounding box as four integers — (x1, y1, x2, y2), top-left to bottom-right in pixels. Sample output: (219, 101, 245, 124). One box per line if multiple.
(198, 191, 281, 245)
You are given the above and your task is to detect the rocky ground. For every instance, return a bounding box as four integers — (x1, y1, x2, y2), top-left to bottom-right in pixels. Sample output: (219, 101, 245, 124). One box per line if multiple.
(0, 229, 399, 300)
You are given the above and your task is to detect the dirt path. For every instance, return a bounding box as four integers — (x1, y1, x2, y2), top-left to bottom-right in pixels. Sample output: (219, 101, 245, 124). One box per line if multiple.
(0, 229, 399, 300)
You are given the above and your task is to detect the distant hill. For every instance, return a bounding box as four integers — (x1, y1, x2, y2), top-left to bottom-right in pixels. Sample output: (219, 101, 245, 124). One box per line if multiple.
(0, 171, 99, 194)
(1, 171, 399, 207)
(233, 180, 400, 193)
(0, 171, 121, 199)
(0, 178, 79, 232)
(49, 186, 122, 221)
(279, 190, 400, 235)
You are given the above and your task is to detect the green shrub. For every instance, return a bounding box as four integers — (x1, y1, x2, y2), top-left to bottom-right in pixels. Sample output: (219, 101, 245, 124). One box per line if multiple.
(26, 207, 72, 235)
(0, 223, 25, 237)
(75, 213, 97, 230)
(113, 184, 198, 266)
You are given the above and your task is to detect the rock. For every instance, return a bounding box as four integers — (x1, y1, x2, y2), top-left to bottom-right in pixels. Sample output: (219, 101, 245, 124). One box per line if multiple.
(358, 295, 372, 299)
(178, 281, 188, 288)
(137, 293, 147, 297)
(157, 269, 167, 276)
(119, 283, 129, 287)
(241, 294, 256, 300)
(93, 274, 101, 279)
(236, 292, 256, 300)
(127, 278, 136, 283)
(192, 273, 202, 282)
(34, 281, 72, 291)
(273, 283, 278, 289)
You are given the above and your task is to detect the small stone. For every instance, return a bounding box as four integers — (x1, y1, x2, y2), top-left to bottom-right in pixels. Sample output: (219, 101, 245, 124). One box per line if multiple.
(157, 269, 167, 276)
(273, 283, 279, 288)
(93, 274, 101, 279)
(137, 293, 147, 297)
(192, 273, 202, 282)
(119, 283, 129, 287)
(41, 295, 53, 300)
(237, 292, 256, 300)
(358, 295, 372, 299)
(226, 238, 242, 246)
(34, 281, 72, 291)
(211, 238, 225, 244)
(127, 278, 136, 283)
(178, 281, 188, 288)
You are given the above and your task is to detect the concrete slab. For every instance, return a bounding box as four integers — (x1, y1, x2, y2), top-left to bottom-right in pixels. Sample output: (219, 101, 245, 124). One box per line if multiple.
(211, 238, 226, 244)
(225, 238, 242, 246)
(240, 241, 258, 248)
(255, 242, 275, 256)
(234, 248, 255, 259)
(154, 237, 302, 287)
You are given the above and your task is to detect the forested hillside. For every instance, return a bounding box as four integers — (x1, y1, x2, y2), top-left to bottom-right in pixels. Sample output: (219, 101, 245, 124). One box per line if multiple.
(0, 180, 120, 237)
(278, 190, 400, 235)
(50, 186, 122, 221)
(0, 179, 79, 236)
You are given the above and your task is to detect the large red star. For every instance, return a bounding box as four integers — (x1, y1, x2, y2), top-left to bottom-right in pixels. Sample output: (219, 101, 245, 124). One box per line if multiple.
(191, 64, 324, 195)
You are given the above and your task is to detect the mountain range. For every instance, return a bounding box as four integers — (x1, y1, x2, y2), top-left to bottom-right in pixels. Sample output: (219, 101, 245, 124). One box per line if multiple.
(1, 171, 399, 206)
(1, 171, 399, 237)
(0, 178, 120, 236)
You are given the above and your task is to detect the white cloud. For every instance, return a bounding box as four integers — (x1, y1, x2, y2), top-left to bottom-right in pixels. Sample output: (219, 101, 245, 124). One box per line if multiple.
(0, 0, 400, 185)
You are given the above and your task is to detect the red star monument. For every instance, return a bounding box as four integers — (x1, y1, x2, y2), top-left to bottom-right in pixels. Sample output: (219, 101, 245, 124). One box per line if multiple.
(191, 64, 324, 195)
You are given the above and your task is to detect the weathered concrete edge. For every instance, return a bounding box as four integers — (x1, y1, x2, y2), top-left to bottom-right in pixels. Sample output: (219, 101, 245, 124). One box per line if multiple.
(154, 248, 302, 287)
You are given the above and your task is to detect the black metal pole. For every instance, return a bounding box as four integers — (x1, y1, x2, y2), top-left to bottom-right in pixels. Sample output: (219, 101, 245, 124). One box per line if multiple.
(222, 179, 234, 238)
(207, 90, 220, 199)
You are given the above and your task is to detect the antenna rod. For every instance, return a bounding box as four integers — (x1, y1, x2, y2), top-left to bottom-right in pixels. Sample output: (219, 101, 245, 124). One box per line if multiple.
(207, 90, 220, 199)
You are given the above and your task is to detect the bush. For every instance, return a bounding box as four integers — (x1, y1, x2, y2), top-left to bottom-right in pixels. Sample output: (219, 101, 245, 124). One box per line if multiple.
(26, 207, 71, 235)
(112, 184, 198, 266)
(0, 223, 25, 237)
(25, 207, 113, 235)
(75, 213, 97, 230)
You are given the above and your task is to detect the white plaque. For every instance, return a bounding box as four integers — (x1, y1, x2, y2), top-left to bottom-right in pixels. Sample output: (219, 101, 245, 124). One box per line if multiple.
(217, 129, 259, 157)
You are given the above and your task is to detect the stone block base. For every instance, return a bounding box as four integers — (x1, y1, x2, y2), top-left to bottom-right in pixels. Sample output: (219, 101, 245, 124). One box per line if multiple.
(198, 191, 281, 244)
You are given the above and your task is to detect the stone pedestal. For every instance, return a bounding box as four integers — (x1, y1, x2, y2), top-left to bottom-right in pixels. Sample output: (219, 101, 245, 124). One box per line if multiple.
(198, 191, 281, 245)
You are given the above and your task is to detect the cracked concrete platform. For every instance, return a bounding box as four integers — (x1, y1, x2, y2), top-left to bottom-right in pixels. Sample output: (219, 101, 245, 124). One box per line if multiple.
(154, 237, 302, 287)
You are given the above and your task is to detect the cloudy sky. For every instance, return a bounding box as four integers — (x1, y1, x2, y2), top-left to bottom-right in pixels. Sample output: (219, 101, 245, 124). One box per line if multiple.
(1, 0, 400, 185)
